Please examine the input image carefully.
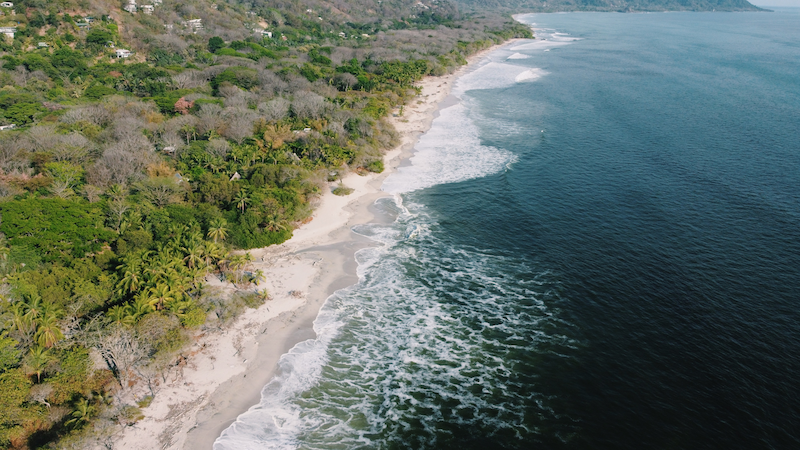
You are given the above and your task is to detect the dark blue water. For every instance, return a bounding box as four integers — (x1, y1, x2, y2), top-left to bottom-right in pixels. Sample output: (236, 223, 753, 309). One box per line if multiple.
(419, 11, 800, 450)
(217, 11, 800, 450)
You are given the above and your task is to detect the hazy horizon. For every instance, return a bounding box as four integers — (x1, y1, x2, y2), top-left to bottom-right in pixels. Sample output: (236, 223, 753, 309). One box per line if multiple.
(748, 0, 800, 7)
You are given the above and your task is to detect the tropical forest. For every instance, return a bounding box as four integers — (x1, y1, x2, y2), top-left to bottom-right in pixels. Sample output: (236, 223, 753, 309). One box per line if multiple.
(0, 0, 533, 446)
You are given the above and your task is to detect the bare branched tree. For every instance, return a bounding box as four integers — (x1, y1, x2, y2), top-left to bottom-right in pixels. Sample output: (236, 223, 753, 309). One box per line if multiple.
(258, 97, 290, 122)
(333, 72, 358, 91)
(91, 325, 151, 391)
(194, 103, 223, 136)
(51, 132, 92, 162)
(87, 137, 155, 187)
(291, 91, 328, 120)
(207, 138, 230, 158)
(25, 125, 61, 153)
(220, 107, 258, 143)
(83, 185, 104, 203)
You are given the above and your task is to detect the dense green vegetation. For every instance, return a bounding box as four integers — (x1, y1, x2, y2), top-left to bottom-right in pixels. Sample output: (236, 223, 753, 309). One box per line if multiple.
(0, 0, 532, 447)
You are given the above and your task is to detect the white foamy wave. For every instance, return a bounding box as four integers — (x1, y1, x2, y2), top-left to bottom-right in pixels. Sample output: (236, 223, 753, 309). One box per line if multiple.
(213, 301, 346, 450)
(515, 68, 548, 82)
(511, 38, 572, 51)
(506, 52, 531, 60)
(215, 196, 573, 449)
(452, 62, 534, 94)
(382, 101, 516, 194)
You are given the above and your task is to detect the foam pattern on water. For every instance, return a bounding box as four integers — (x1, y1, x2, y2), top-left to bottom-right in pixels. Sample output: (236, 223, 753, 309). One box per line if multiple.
(382, 99, 516, 194)
(215, 197, 571, 450)
(382, 45, 559, 195)
(215, 48, 573, 450)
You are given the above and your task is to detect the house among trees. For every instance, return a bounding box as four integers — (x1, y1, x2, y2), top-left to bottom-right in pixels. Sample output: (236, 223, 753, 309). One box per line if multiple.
(0, 26, 14, 38)
(141, 4, 154, 14)
(115, 49, 132, 58)
(123, 0, 137, 13)
(0, 124, 16, 131)
(184, 19, 203, 33)
(0, 2, 13, 8)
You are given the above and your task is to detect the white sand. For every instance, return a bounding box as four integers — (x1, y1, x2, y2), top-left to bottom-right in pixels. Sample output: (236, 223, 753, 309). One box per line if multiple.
(107, 41, 516, 450)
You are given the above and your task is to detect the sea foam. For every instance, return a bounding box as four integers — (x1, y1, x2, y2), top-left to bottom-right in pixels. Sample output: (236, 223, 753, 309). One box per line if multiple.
(217, 195, 563, 449)
(381, 101, 515, 194)
(516, 68, 548, 82)
(507, 52, 531, 60)
(215, 43, 562, 450)
(382, 61, 543, 194)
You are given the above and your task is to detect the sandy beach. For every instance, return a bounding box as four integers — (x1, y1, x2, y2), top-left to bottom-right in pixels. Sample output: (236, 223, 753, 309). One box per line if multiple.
(108, 40, 516, 450)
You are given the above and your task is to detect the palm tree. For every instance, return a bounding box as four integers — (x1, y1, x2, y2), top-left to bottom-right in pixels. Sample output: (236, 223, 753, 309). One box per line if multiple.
(234, 189, 250, 214)
(146, 253, 181, 285)
(264, 215, 288, 233)
(24, 346, 52, 383)
(117, 264, 143, 296)
(22, 295, 44, 322)
(107, 305, 135, 327)
(207, 218, 229, 243)
(182, 244, 205, 270)
(164, 273, 190, 299)
(226, 254, 250, 284)
(128, 295, 154, 320)
(186, 230, 204, 246)
(107, 184, 127, 202)
(10, 303, 36, 346)
(251, 269, 265, 286)
(147, 284, 176, 311)
(65, 399, 93, 428)
(35, 311, 64, 348)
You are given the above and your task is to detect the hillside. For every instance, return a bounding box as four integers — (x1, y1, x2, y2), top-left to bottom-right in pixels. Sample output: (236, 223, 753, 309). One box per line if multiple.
(0, 0, 762, 446)
(0, 0, 533, 448)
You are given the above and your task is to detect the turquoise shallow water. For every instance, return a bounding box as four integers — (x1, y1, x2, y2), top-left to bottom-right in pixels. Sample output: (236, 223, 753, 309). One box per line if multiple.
(217, 10, 800, 449)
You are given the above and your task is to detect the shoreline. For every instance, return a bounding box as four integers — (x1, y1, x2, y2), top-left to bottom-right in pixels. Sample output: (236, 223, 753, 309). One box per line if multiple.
(108, 39, 519, 450)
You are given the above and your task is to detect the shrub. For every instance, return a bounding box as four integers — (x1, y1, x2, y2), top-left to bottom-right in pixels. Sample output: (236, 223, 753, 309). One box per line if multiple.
(367, 159, 384, 173)
(84, 84, 116, 100)
(211, 67, 259, 92)
(208, 36, 225, 53)
(332, 183, 354, 196)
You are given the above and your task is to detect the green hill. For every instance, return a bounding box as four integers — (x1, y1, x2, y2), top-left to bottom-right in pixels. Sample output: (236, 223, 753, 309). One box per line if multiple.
(0, 0, 531, 448)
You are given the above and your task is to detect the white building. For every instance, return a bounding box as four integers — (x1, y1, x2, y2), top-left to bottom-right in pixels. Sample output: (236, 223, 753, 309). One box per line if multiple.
(0, 26, 15, 39)
(141, 4, 154, 14)
(0, 2, 13, 8)
(123, 0, 136, 13)
(185, 18, 203, 32)
(0, 124, 16, 131)
(152, 0, 162, 4)
(115, 49, 132, 58)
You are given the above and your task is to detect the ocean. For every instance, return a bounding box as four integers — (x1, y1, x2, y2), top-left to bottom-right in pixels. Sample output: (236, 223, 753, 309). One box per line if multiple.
(216, 10, 800, 450)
